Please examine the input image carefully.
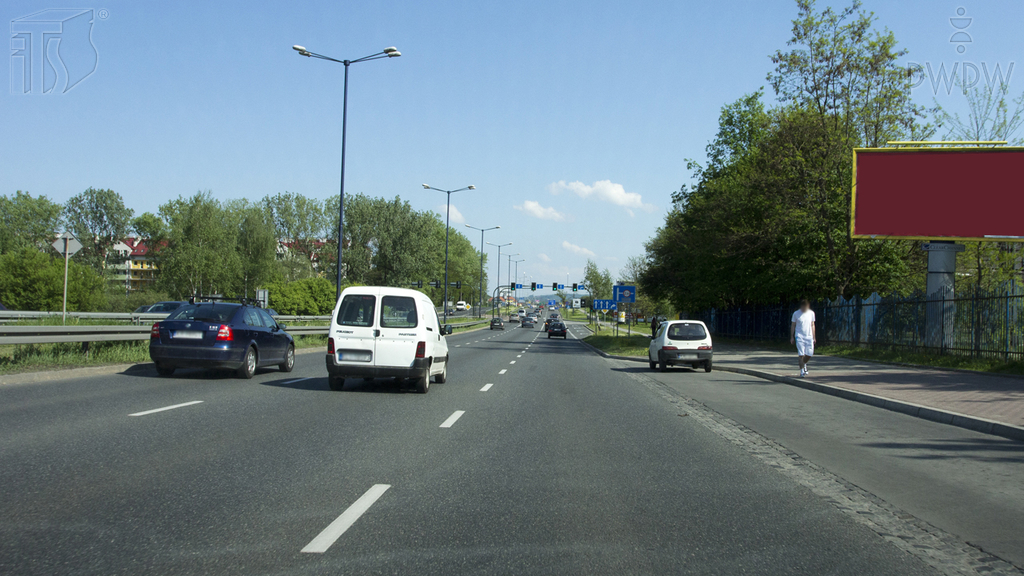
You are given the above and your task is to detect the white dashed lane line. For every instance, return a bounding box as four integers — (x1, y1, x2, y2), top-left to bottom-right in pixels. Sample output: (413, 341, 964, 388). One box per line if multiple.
(129, 401, 204, 417)
(301, 484, 391, 553)
(480, 383, 493, 392)
(499, 369, 507, 375)
(439, 410, 465, 428)
(509, 361, 516, 364)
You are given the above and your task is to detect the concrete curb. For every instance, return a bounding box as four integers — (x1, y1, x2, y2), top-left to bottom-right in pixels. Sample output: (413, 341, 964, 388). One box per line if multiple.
(577, 341, 1024, 443)
(0, 345, 326, 386)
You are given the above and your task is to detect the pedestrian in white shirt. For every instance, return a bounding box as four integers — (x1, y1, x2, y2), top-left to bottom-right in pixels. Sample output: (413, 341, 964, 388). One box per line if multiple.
(790, 299, 816, 377)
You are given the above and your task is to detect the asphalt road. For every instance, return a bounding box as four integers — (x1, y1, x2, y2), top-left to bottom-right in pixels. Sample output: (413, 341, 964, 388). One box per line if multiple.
(0, 321, 1017, 575)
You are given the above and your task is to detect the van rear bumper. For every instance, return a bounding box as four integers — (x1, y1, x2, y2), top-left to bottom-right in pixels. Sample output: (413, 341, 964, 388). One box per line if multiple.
(325, 354, 429, 379)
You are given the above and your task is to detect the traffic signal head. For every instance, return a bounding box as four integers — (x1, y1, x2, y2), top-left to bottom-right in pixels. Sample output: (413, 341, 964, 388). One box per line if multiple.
(531, 282, 536, 291)
(417, 280, 424, 288)
(572, 283, 578, 291)
(455, 281, 462, 289)
(552, 281, 558, 291)
(510, 282, 516, 291)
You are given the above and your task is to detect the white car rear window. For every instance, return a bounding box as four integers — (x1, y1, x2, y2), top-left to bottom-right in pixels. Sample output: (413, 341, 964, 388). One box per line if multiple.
(337, 295, 376, 327)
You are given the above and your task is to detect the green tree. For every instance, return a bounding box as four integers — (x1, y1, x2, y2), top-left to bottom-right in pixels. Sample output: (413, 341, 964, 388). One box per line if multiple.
(65, 187, 135, 271)
(583, 259, 613, 300)
(158, 192, 240, 298)
(0, 191, 64, 255)
(235, 205, 279, 297)
(264, 192, 329, 270)
(0, 248, 105, 311)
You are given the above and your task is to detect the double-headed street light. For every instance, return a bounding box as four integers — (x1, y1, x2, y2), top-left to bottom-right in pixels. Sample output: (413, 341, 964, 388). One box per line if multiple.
(466, 224, 500, 317)
(423, 184, 476, 323)
(292, 44, 401, 299)
(487, 241, 512, 315)
(505, 252, 520, 307)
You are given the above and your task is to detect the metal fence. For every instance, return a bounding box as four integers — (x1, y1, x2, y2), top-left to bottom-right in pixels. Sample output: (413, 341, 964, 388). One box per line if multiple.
(694, 284, 1024, 362)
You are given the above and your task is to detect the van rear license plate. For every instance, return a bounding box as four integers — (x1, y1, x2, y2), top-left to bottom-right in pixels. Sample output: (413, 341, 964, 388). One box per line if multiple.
(338, 351, 371, 362)
(173, 330, 203, 339)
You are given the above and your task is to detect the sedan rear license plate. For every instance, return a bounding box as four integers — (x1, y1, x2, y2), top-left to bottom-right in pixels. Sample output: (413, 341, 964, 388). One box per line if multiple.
(173, 330, 203, 340)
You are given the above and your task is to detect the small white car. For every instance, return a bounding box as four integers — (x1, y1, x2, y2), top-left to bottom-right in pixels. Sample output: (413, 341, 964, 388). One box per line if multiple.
(456, 301, 468, 311)
(326, 287, 451, 393)
(648, 320, 713, 373)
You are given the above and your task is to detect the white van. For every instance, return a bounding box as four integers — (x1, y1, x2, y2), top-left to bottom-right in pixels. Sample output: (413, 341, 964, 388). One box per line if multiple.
(455, 301, 468, 311)
(326, 287, 451, 393)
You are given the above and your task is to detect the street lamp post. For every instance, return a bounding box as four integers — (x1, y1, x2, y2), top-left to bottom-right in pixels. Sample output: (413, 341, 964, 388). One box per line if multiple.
(487, 241, 512, 317)
(466, 224, 500, 317)
(423, 184, 476, 324)
(292, 44, 401, 300)
(511, 258, 525, 305)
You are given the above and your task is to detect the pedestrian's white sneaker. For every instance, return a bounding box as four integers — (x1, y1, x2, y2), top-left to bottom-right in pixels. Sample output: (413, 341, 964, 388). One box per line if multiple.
(800, 368, 806, 377)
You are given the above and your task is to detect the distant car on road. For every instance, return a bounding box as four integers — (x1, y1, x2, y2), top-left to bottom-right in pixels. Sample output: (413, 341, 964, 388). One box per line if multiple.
(490, 318, 505, 330)
(522, 317, 535, 328)
(649, 320, 713, 373)
(547, 321, 568, 339)
(549, 313, 560, 319)
(148, 301, 187, 313)
(508, 314, 520, 323)
(150, 301, 294, 379)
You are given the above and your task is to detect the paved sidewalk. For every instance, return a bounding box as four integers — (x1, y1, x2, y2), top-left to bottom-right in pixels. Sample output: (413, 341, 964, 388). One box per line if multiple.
(715, 343, 1024, 429)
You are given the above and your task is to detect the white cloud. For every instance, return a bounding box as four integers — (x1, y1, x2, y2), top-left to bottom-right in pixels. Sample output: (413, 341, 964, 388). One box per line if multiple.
(548, 180, 655, 214)
(513, 200, 566, 221)
(562, 240, 595, 257)
(438, 204, 466, 225)
(537, 253, 552, 262)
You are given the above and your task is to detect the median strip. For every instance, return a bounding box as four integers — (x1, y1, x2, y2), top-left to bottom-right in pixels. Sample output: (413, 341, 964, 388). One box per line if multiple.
(301, 484, 391, 553)
(129, 400, 204, 417)
(439, 410, 465, 428)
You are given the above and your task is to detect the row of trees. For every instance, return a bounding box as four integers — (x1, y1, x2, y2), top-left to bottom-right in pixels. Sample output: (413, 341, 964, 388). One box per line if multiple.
(0, 188, 488, 313)
(639, 0, 1024, 315)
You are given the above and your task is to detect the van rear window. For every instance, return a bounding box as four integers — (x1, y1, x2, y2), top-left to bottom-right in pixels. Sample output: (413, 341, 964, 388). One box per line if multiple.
(668, 323, 707, 341)
(337, 295, 376, 327)
(381, 296, 417, 328)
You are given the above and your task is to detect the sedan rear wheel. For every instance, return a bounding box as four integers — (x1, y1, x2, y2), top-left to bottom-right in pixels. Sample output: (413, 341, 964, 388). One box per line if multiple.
(155, 363, 175, 376)
(237, 346, 257, 379)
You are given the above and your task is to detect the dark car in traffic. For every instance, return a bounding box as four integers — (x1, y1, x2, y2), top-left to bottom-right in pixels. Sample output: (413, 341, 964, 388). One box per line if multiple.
(522, 317, 535, 328)
(548, 321, 568, 339)
(149, 301, 294, 378)
(490, 317, 505, 330)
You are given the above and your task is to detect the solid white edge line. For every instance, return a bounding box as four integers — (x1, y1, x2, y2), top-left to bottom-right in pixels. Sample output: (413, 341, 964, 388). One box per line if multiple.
(480, 383, 493, 391)
(129, 400, 204, 417)
(439, 410, 465, 428)
(281, 377, 312, 385)
(499, 369, 507, 375)
(301, 484, 391, 553)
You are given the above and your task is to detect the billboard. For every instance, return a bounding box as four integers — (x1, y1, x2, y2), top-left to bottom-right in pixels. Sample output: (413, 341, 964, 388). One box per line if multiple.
(852, 147, 1024, 241)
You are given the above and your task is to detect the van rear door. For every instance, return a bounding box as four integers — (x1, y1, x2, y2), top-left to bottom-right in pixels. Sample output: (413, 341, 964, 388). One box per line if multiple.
(333, 290, 379, 366)
(375, 294, 421, 368)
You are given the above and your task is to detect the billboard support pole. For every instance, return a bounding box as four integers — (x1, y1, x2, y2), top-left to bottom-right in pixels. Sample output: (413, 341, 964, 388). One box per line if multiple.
(925, 241, 958, 351)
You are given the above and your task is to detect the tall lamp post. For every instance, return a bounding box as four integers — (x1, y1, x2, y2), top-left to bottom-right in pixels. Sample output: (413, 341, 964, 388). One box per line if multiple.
(505, 253, 520, 309)
(466, 224, 500, 317)
(487, 241, 512, 315)
(292, 44, 401, 299)
(423, 184, 476, 323)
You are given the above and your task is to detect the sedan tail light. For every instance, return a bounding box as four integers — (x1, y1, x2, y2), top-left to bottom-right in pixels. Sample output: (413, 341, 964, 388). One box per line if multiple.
(698, 345, 712, 350)
(215, 324, 233, 341)
(328, 337, 335, 354)
(150, 323, 160, 338)
(415, 341, 426, 359)
(662, 346, 678, 351)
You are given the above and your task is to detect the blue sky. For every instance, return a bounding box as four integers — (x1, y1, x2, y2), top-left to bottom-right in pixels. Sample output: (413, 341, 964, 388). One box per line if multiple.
(4, 0, 1023, 296)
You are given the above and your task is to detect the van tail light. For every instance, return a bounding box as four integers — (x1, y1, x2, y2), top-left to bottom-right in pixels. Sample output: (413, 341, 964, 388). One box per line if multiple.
(328, 337, 335, 354)
(662, 346, 678, 351)
(215, 324, 233, 341)
(150, 323, 160, 338)
(415, 341, 426, 359)
(698, 345, 713, 350)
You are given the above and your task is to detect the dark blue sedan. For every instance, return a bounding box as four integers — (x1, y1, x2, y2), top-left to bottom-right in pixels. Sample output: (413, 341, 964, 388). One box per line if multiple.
(149, 302, 295, 378)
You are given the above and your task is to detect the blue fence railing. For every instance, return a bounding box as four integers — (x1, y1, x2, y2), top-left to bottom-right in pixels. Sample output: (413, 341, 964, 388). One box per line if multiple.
(693, 284, 1024, 362)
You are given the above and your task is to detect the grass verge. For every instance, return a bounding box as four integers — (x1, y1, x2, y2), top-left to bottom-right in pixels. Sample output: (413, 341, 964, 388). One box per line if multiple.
(582, 334, 650, 358)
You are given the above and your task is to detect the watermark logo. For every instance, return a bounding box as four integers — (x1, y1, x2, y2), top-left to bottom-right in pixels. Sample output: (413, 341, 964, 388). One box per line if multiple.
(908, 6, 1014, 95)
(10, 9, 102, 95)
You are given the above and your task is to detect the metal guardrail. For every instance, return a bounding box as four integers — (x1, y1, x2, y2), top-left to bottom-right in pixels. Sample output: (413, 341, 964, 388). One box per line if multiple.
(0, 311, 330, 323)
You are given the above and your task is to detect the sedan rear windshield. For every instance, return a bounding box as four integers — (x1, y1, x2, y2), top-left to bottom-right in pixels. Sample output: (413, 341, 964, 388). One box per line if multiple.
(668, 323, 707, 341)
(337, 295, 376, 327)
(167, 304, 238, 323)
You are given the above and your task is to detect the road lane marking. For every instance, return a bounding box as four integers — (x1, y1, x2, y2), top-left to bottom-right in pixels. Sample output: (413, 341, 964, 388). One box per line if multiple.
(455, 345, 461, 347)
(129, 401, 204, 417)
(480, 383, 493, 391)
(301, 484, 391, 553)
(439, 410, 465, 428)
(499, 369, 507, 375)
(509, 360, 516, 364)
(517, 354, 522, 357)
(282, 377, 312, 385)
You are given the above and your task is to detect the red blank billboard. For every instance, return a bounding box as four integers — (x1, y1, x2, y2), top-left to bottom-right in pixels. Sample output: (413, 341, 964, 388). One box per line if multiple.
(852, 148, 1024, 241)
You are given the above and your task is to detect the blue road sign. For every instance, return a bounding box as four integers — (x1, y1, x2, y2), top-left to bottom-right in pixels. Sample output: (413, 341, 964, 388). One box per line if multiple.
(577, 283, 585, 290)
(536, 283, 544, 289)
(613, 285, 636, 303)
(593, 299, 617, 311)
(557, 284, 565, 290)
(548, 299, 556, 306)
(515, 283, 523, 289)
